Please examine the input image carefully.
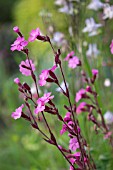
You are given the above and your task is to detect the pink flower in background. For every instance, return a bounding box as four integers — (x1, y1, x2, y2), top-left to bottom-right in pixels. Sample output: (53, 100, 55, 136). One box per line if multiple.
(69, 138, 79, 151)
(75, 89, 86, 102)
(104, 131, 112, 139)
(34, 92, 54, 114)
(110, 40, 113, 54)
(19, 59, 35, 76)
(68, 56, 80, 69)
(64, 51, 74, 61)
(76, 102, 87, 114)
(10, 36, 28, 51)
(11, 104, 24, 119)
(64, 51, 81, 69)
(92, 69, 98, 76)
(29, 28, 40, 42)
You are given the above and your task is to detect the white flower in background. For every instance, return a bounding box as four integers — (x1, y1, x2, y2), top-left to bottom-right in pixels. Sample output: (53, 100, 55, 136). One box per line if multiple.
(68, 26, 73, 36)
(58, 3, 73, 14)
(39, 10, 52, 17)
(31, 83, 41, 95)
(86, 44, 100, 58)
(82, 18, 102, 36)
(83, 41, 88, 47)
(55, 0, 66, 6)
(104, 78, 111, 87)
(56, 82, 69, 93)
(104, 111, 113, 124)
(87, 0, 104, 11)
(103, 3, 113, 20)
(55, 0, 74, 15)
(52, 32, 64, 45)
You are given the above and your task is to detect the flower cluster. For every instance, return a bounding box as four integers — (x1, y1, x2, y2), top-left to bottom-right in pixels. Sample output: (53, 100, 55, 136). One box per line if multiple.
(19, 59, 35, 76)
(10, 26, 113, 170)
(11, 37, 28, 51)
(39, 65, 57, 86)
(34, 92, 54, 114)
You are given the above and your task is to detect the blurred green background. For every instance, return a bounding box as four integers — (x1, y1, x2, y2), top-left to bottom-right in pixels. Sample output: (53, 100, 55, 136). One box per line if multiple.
(0, 0, 113, 169)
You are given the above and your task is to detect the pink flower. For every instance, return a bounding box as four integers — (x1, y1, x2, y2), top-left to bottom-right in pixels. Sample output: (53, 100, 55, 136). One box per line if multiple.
(39, 70, 49, 86)
(13, 26, 20, 33)
(73, 152, 81, 160)
(70, 158, 75, 164)
(68, 121, 74, 130)
(68, 56, 80, 69)
(39, 65, 57, 86)
(64, 112, 71, 122)
(34, 101, 45, 114)
(19, 59, 35, 76)
(10, 36, 28, 51)
(51, 65, 57, 71)
(104, 131, 112, 139)
(64, 51, 74, 61)
(14, 77, 20, 84)
(29, 28, 40, 42)
(75, 89, 86, 102)
(11, 104, 24, 120)
(69, 137, 79, 151)
(86, 86, 92, 93)
(92, 69, 98, 76)
(110, 40, 113, 54)
(76, 102, 87, 114)
(69, 166, 74, 170)
(38, 92, 54, 105)
(60, 124, 67, 135)
(34, 92, 54, 114)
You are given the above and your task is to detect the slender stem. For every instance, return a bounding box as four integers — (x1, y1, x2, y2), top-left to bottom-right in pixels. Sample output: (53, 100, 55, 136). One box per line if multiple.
(41, 111, 52, 134)
(25, 51, 53, 136)
(56, 145, 76, 170)
(48, 38, 56, 55)
(59, 64, 86, 169)
(26, 52, 39, 98)
(38, 128, 50, 140)
(48, 39, 87, 169)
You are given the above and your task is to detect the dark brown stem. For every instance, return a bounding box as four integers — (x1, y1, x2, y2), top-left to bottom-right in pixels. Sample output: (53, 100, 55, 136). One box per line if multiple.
(56, 145, 76, 170)
(48, 38, 87, 169)
(26, 52, 39, 98)
(59, 63, 86, 169)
